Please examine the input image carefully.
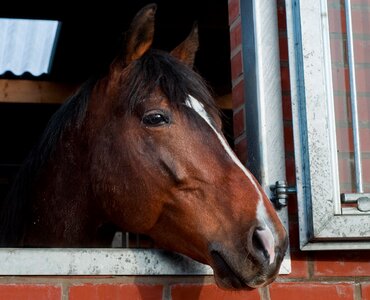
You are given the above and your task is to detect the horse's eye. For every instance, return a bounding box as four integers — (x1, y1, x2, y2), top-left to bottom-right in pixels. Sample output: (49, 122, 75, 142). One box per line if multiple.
(142, 112, 170, 127)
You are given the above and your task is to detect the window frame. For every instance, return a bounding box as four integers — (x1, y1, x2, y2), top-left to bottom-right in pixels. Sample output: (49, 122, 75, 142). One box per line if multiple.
(285, 0, 370, 250)
(0, 249, 212, 275)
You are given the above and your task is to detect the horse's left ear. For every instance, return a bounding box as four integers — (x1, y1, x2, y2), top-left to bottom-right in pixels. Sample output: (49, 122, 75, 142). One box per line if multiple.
(124, 3, 156, 65)
(170, 23, 199, 68)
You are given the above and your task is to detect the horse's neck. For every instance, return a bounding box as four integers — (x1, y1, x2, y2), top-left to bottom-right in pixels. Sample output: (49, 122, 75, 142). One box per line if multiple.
(23, 132, 110, 247)
(23, 84, 117, 247)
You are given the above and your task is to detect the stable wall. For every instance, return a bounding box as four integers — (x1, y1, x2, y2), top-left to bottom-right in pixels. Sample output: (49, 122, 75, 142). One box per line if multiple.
(0, 0, 370, 299)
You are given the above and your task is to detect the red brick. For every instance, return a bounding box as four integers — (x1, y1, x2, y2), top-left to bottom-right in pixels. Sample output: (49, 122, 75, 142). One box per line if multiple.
(358, 97, 370, 122)
(232, 80, 245, 109)
(355, 68, 370, 93)
(279, 35, 289, 61)
(351, 0, 370, 4)
(336, 127, 353, 152)
(69, 284, 163, 300)
(280, 66, 291, 92)
(234, 136, 248, 164)
(287, 217, 300, 246)
(283, 125, 294, 153)
(230, 50, 243, 81)
(360, 128, 370, 151)
(362, 158, 370, 186)
(332, 66, 350, 93)
(362, 283, 370, 300)
(334, 95, 349, 122)
(171, 284, 260, 300)
(285, 155, 296, 184)
(282, 95, 292, 121)
(230, 20, 242, 51)
(228, 0, 240, 26)
(337, 127, 370, 152)
(339, 127, 370, 152)
(289, 250, 308, 278)
(287, 193, 298, 216)
(233, 108, 245, 138)
(328, 8, 346, 33)
(338, 127, 370, 150)
(313, 251, 370, 277)
(0, 284, 61, 300)
(269, 282, 354, 300)
(354, 39, 370, 63)
(289, 250, 310, 278)
(352, 9, 370, 35)
(338, 156, 352, 188)
(277, 5, 287, 31)
(330, 38, 346, 63)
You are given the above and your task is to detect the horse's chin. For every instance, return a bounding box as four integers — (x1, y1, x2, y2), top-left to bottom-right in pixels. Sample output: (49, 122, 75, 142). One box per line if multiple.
(209, 250, 279, 290)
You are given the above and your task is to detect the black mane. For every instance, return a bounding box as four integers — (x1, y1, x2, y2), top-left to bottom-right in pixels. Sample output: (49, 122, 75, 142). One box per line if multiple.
(122, 50, 218, 117)
(0, 50, 218, 246)
(0, 79, 96, 246)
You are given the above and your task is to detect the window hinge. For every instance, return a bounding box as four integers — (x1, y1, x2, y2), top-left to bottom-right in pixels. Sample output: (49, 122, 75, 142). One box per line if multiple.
(341, 193, 370, 212)
(270, 180, 296, 209)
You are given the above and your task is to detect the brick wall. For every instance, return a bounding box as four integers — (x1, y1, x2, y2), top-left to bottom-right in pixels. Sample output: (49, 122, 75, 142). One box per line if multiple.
(229, 0, 248, 166)
(1, 1, 370, 299)
(228, 0, 370, 300)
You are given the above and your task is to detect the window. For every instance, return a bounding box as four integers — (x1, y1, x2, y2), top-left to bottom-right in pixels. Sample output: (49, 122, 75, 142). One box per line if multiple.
(0, 18, 60, 76)
(286, 0, 370, 250)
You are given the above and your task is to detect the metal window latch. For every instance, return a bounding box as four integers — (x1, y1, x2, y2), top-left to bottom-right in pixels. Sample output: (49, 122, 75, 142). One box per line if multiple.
(341, 193, 370, 212)
(270, 180, 296, 209)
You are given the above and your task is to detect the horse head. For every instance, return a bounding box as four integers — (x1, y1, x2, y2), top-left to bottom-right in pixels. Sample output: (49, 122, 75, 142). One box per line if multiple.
(87, 4, 288, 289)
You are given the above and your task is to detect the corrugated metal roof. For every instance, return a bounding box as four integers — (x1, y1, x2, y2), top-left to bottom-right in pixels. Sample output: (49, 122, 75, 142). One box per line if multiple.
(0, 18, 61, 76)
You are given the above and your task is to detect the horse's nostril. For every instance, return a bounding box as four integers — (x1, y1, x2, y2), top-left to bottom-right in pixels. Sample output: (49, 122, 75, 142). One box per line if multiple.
(251, 227, 275, 265)
(252, 230, 268, 259)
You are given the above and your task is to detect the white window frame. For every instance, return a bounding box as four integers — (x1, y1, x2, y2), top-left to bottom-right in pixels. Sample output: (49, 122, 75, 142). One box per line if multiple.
(0, 0, 291, 275)
(285, 0, 370, 250)
(0, 249, 212, 275)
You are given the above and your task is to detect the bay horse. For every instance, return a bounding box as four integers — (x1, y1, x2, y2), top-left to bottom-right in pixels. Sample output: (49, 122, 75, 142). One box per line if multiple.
(0, 4, 287, 289)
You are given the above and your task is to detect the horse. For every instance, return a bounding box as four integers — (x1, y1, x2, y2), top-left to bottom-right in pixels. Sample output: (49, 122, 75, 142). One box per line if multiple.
(0, 4, 287, 289)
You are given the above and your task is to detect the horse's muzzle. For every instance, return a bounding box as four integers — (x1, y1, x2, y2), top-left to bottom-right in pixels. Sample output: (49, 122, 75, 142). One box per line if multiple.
(208, 226, 288, 290)
(209, 246, 286, 290)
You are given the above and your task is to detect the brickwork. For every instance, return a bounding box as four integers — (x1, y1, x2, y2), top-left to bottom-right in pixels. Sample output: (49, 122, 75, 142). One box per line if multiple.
(229, 0, 247, 165)
(69, 284, 163, 300)
(0, 284, 61, 300)
(1, 1, 370, 299)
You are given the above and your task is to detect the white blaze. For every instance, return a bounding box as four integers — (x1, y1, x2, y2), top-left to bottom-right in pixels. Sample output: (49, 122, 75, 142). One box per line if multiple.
(186, 95, 276, 264)
(185, 95, 260, 190)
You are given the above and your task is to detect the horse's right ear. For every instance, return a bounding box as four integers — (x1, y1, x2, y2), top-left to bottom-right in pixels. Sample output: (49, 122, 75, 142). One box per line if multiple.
(124, 3, 156, 65)
(170, 23, 199, 68)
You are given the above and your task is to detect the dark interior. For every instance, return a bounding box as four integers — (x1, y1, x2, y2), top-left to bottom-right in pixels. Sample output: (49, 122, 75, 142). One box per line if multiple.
(0, 1, 232, 212)
(0, 0, 231, 89)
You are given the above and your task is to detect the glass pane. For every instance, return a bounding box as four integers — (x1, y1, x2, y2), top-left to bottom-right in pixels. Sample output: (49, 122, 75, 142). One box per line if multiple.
(328, 0, 370, 194)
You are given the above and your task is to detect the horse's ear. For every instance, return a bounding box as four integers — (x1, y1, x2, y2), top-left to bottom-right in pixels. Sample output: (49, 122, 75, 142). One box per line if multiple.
(124, 3, 156, 65)
(170, 23, 199, 68)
